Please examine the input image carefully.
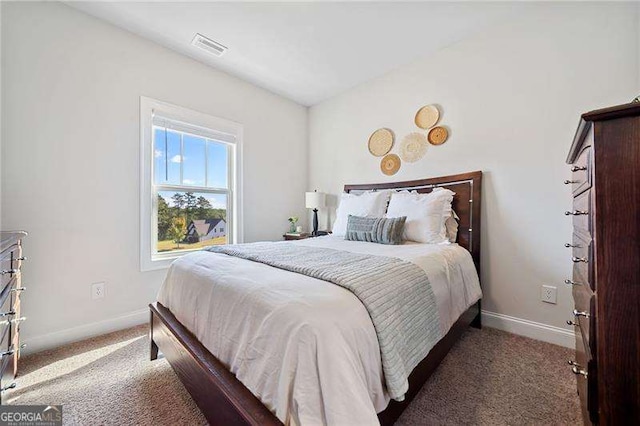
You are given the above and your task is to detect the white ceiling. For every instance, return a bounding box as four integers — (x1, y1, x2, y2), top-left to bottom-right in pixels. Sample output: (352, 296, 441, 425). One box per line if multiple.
(68, 1, 530, 106)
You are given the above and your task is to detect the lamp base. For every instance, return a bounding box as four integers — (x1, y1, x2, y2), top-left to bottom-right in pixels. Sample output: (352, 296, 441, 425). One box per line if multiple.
(312, 208, 319, 236)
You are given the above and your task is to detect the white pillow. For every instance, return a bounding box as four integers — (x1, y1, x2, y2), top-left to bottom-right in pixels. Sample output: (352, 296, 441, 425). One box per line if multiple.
(445, 210, 460, 243)
(332, 191, 390, 236)
(386, 189, 454, 243)
(433, 188, 459, 243)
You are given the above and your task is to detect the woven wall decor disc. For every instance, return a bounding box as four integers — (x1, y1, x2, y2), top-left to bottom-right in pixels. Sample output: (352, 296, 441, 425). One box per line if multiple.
(399, 132, 428, 163)
(368, 128, 395, 157)
(380, 154, 401, 176)
(414, 105, 440, 129)
(427, 126, 449, 145)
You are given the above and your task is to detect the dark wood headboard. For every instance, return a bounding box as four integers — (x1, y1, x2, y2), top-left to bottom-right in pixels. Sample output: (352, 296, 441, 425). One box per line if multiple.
(344, 171, 482, 274)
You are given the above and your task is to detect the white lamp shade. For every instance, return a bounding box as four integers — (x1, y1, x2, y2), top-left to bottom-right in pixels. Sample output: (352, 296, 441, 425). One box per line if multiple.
(305, 191, 326, 209)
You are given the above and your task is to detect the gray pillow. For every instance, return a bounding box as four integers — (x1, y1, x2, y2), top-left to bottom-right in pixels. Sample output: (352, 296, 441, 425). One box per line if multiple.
(345, 215, 406, 245)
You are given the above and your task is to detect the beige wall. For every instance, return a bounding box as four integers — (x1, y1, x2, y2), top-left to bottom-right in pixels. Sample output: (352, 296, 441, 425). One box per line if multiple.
(1, 2, 308, 352)
(309, 3, 638, 343)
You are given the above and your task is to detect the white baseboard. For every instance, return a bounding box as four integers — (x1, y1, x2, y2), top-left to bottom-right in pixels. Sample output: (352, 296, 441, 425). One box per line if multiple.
(23, 308, 148, 356)
(481, 310, 575, 349)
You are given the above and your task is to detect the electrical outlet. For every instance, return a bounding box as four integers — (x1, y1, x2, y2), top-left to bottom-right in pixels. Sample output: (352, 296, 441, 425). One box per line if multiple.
(91, 282, 105, 300)
(541, 285, 557, 304)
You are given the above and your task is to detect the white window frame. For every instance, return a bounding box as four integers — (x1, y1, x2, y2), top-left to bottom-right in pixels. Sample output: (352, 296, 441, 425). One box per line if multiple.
(140, 96, 243, 271)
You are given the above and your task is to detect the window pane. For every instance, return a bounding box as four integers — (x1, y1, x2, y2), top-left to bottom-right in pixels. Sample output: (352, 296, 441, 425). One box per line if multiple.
(154, 128, 181, 185)
(182, 135, 206, 187)
(207, 140, 228, 188)
(157, 190, 228, 253)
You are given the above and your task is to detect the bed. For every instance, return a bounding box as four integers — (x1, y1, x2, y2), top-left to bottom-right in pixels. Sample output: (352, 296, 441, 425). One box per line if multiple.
(149, 171, 482, 426)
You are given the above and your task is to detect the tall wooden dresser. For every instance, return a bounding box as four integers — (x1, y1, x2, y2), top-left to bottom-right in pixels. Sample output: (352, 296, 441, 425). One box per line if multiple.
(0, 231, 27, 402)
(566, 102, 640, 424)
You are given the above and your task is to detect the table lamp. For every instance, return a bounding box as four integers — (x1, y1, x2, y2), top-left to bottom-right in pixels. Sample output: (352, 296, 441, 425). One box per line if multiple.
(305, 190, 326, 236)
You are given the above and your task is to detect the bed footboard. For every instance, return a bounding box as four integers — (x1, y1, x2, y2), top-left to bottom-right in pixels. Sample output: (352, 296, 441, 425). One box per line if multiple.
(149, 302, 283, 426)
(150, 300, 480, 426)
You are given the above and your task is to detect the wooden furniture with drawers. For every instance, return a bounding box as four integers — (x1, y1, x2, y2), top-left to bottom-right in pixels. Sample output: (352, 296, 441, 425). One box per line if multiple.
(565, 102, 640, 424)
(0, 231, 27, 402)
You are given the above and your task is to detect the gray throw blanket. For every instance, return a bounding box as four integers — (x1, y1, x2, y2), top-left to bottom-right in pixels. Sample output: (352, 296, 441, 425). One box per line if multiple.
(205, 241, 441, 401)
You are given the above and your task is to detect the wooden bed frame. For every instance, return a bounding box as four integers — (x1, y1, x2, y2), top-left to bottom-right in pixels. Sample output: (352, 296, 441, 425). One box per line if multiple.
(149, 170, 482, 425)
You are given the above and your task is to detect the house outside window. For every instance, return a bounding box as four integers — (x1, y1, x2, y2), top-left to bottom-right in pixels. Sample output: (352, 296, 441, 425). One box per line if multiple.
(140, 97, 243, 271)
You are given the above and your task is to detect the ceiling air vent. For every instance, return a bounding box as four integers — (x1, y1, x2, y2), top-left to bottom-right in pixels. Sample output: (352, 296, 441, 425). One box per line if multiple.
(191, 33, 228, 57)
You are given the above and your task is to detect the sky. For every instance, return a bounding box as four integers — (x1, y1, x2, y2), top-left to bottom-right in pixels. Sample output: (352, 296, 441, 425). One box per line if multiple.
(154, 127, 229, 210)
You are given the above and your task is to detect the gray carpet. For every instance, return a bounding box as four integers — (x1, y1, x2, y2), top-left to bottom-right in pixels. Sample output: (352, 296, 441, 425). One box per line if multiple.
(7, 325, 581, 425)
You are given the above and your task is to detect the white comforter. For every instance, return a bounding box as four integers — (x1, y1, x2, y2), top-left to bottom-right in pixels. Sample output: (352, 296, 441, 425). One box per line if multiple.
(157, 236, 481, 426)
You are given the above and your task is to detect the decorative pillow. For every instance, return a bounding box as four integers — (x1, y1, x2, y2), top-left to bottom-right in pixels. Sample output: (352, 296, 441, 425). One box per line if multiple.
(386, 189, 454, 243)
(432, 187, 459, 243)
(445, 210, 460, 243)
(332, 191, 391, 236)
(345, 215, 406, 245)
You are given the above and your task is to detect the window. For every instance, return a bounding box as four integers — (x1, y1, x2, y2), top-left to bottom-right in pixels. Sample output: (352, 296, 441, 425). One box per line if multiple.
(141, 97, 243, 271)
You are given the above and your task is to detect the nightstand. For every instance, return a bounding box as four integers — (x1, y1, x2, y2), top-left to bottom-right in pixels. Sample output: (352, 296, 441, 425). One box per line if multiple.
(283, 233, 312, 241)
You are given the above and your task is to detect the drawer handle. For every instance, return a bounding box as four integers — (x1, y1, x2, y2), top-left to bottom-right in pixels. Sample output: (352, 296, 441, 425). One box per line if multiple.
(573, 309, 590, 318)
(0, 383, 16, 392)
(0, 349, 15, 358)
(571, 166, 587, 172)
(563, 180, 577, 185)
(565, 210, 589, 216)
(567, 320, 579, 327)
(571, 366, 588, 378)
(0, 310, 15, 318)
(572, 257, 588, 263)
(0, 343, 23, 358)
(564, 279, 581, 286)
(10, 287, 26, 293)
(14, 257, 26, 261)
(0, 269, 18, 275)
(564, 243, 581, 248)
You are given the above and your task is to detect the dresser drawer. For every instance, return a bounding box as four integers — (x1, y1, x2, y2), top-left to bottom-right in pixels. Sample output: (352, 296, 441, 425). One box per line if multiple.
(0, 298, 10, 357)
(0, 321, 9, 360)
(0, 294, 12, 397)
(570, 189, 592, 240)
(0, 243, 17, 261)
(573, 290, 596, 357)
(0, 253, 16, 295)
(574, 328, 598, 424)
(571, 234, 593, 291)
(10, 291, 22, 375)
(575, 330, 589, 423)
(572, 280, 592, 315)
(10, 246, 24, 274)
(0, 350, 16, 398)
(570, 143, 592, 196)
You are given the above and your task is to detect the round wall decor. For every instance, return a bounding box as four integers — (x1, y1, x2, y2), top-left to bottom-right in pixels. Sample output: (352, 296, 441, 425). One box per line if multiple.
(368, 128, 395, 157)
(414, 105, 440, 129)
(427, 126, 449, 145)
(399, 132, 428, 163)
(380, 153, 401, 176)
